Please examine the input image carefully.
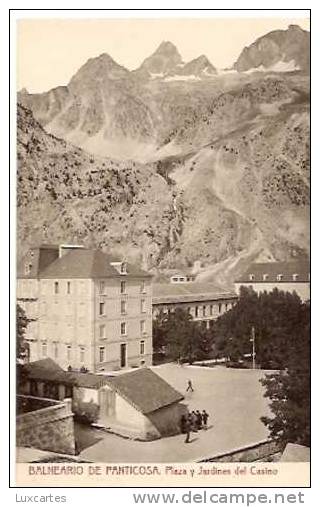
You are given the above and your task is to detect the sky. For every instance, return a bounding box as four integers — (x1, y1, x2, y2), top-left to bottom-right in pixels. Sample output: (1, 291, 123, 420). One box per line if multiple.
(16, 17, 310, 93)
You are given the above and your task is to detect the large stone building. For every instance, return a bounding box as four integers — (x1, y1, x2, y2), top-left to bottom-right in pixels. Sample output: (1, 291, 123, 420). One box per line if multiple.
(17, 244, 153, 372)
(234, 260, 310, 302)
(152, 282, 238, 327)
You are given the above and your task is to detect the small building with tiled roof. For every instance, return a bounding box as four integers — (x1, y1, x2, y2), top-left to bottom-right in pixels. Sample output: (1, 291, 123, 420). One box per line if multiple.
(18, 360, 187, 441)
(234, 261, 310, 302)
(17, 244, 153, 372)
(152, 282, 238, 326)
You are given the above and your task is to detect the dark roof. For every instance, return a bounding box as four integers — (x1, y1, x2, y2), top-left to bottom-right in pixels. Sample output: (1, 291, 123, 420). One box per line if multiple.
(235, 261, 310, 283)
(152, 282, 237, 305)
(22, 359, 112, 389)
(106, 368, 184, 414)
(18, 247, 152, 280)
(21, 361, 183, 413)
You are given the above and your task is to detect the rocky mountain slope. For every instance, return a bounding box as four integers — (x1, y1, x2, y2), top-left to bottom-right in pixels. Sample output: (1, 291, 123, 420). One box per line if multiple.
(17, 27, 310, 286)
(233, 24, 310, 73)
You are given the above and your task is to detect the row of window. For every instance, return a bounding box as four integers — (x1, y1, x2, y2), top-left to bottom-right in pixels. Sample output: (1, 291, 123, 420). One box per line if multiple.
(41, 341, 146, 364)
(99, 299, 147, 316)
(248, 273, 307, 282)
(158, 302, 233, 317)
(51, 280, 147, 295)
(99, 320, 147, 339)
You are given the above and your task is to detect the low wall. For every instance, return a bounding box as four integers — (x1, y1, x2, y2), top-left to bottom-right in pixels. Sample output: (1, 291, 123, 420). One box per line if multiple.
(197, 440, 284, 463)
(16, 395, 76, 455)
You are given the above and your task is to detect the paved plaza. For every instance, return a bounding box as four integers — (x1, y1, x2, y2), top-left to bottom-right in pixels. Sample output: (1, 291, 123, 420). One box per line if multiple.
(79, 364, 274, 462)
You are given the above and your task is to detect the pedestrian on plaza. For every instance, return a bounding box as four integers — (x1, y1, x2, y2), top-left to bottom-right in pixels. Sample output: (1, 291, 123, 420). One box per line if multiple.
(186, 379, 194, 392)
(190, 411, 198, 432)
(195, 410, 202, 430)
(202, 409, 209, 430)
(180, 414, 187, 434)
(184, 417, 191, 443)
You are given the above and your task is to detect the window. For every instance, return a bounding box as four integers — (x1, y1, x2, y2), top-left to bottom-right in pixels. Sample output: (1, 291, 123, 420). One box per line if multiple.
(99, 347, 105, 363)
(218, 303, 222, 313)
(172, 277, 179, 283)
(42, 342, 47, 357)
(210, 305, 213, 316)
(80, 347, 85, 363)
(225, 303, 229, 311)
(67, 281, 71, 294)
(140, 340, 145, 355)
(67, 345, 72, 361)
(25, 263, 32, 275)
(203, 306, 206, 317)
(120, 262, 127, 274)
(99, 281, 105, 294)
(195, 306, 199, 317)
(120, 281, 126, 294)
(277, 274, 283, 281)
(187, 307, 191, 314)
(121, 322, 126, 335)
(99, 302, 105, 316)
(54, 281, 59, 294)
(179, 277, 185, 282)
(141, 299, 146, 313)
(53, 342, 58, 359)
(292, 274, 299, 281)
(99, 325, 106, 339)
(249, 274, 255, 281)
(121, 300, 127, 315)
(141, 280, 146, 293)
(263, 274, 269, 281)
(140, 320, 146, 335)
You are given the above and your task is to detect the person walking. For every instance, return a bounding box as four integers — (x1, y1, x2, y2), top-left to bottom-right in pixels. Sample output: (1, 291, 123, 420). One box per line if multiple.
(202, 409, 209, 430)
(186, 379, 194, 392)
(190, 411, 198, 432)
(180, 414, 187, 434)
(184, 416, 191, 443)
(195, 410, 202, 430)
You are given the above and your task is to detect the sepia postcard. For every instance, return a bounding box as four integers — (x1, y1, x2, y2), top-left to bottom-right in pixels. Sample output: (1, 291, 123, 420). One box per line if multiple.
(12, 11, 310, 488)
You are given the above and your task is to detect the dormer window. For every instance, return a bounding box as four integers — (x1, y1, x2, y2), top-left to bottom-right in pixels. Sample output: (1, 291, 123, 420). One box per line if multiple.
(25, 263, 32, 275)
(120, 262, 127, 274)
(249, 274, 255, 281)
(277, 274, 283, 281)
(263, 274, 269, 281)
(292, 274, 299, 281)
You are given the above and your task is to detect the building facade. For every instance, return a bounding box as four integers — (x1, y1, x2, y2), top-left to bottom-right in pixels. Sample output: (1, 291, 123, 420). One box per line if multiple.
(234, 261, 310, 302)
(152, 282, 238, 327)
(17, 245, 153, 372)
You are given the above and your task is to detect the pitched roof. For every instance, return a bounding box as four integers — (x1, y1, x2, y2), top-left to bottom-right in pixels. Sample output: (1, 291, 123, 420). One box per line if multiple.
(235, 261, 310, 283)
(21, 361, 184, 413)
(105, 368, 184, 414)
(280, 443, 310, 462)
(19, 248, 152, 280)
(22, 359, 112, 389)
(152, 282, 237, 305)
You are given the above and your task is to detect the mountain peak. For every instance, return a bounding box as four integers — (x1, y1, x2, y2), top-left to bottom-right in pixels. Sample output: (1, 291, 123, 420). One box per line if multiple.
(69, 52, 129, 87)
(138, 41, 182, 75)
(233, 24, 310, 73)
(156, 41, 180, 55)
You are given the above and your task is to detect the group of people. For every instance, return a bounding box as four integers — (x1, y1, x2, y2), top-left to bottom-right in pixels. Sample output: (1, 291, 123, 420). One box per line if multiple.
(180, 409, 209, 443)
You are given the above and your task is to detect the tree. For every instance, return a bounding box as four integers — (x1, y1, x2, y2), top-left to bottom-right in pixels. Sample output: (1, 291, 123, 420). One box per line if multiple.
(213, 286, 306, 369)
(152, 308, 214, 364)
(260, 301, 310, 446)
(16, 304, 29, 363)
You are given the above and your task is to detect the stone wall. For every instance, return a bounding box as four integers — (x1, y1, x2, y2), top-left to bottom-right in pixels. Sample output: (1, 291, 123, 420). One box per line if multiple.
(197, 440, 284, 463)
(16, 395, 75, 455)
